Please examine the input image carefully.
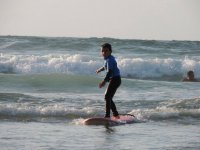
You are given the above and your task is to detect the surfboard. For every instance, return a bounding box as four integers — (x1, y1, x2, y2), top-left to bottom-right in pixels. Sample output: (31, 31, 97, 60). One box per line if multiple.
(83, 114, 136, 126)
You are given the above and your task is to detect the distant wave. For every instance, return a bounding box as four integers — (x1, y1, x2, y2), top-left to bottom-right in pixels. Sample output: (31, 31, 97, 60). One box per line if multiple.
(1, 54, 200, 80)
(119, 56, 200, 80)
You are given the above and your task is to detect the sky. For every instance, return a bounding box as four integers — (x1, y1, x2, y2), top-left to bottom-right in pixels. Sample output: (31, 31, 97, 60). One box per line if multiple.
(0, 0, 200, 41)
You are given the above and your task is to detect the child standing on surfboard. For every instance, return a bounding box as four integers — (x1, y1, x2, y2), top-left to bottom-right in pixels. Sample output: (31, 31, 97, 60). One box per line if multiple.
(96, 43, 121, 119)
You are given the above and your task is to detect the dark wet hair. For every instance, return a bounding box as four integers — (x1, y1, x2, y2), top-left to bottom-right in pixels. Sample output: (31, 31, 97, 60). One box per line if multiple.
(101, 43, 112, 52)
(187, 70, 194, 76)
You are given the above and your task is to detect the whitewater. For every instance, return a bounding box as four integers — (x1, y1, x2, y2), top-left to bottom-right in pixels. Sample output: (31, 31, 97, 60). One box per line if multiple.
(0, 36, 200, 150)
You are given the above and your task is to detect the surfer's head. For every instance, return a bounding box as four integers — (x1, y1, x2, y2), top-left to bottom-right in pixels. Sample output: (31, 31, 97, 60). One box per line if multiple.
(101, 43, 112, 52)
(101, 43, 112, 59)
(187, 70, 195, 80)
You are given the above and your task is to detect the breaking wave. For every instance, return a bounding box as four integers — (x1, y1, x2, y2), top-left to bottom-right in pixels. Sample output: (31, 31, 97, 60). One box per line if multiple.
(0, 53, 200, 80)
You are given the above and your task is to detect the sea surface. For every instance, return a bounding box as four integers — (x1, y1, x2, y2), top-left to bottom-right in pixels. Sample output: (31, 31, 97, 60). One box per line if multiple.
(0, 36, 200, 150)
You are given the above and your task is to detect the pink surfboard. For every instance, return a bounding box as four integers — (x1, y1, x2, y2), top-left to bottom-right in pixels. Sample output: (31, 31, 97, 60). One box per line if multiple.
(84, 115, 136, 126)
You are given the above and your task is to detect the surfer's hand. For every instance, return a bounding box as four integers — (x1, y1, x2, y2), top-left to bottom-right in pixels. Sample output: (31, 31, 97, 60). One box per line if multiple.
(96, 69, 100, 74)
(96, 67, 105, 74)
(99, 81, 106, 88)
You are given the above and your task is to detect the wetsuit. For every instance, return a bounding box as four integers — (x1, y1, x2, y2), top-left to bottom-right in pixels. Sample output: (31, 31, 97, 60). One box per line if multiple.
(104, 55, 121, 117)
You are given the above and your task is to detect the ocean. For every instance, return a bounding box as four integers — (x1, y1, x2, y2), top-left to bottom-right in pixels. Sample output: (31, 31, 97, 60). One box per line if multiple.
(0, 36, 200, 150)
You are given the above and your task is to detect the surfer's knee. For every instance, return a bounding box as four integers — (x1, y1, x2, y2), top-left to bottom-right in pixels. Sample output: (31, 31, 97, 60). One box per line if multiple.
(105, 95, 112, 101)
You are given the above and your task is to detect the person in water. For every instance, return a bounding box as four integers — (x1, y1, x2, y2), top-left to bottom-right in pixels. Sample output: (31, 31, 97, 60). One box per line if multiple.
(96, 43, 121, 119)
(182, 70, 198, 82)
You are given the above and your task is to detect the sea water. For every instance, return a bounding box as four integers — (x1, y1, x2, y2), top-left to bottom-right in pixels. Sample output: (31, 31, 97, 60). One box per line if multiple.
(0, 36, 200, 150)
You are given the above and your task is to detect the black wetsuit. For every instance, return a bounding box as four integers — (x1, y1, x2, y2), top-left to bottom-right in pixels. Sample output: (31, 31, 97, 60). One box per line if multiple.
(105, 76, 121, 117)
(103, 55, 121, 117)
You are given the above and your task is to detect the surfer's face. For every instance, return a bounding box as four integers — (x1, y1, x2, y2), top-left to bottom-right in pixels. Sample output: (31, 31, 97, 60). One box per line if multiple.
(101, 48, 111, 59)
(188, 72, 194, 80)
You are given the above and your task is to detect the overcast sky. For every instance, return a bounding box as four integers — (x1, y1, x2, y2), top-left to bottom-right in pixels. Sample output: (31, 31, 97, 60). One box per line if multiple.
(0, 0, 200, 41)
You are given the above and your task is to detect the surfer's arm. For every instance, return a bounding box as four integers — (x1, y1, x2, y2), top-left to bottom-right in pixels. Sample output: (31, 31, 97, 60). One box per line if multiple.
(99, 69, 112, 88)
(96, 67, 105, 74)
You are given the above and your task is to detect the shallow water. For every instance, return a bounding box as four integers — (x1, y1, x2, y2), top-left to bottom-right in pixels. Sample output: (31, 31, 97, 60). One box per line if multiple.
(1, 121, 200, 150)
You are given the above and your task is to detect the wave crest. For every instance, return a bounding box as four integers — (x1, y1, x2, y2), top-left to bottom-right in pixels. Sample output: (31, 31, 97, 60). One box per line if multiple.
(1, 54, 200, 80)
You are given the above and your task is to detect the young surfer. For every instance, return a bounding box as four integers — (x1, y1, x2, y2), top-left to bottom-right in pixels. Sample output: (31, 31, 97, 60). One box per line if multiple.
(96, 43, 121, 119)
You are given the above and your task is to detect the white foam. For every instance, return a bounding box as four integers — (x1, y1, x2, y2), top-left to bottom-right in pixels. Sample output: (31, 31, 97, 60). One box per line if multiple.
(0, 103, 98, 118)
(130, 106, 200, 121)
(1, 53, 200, 79)
(119, 57, 200, 78)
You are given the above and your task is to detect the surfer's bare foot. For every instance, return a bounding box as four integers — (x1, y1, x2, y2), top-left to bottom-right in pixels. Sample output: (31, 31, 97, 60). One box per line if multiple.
(104, 115, 110, 119)
(113, 115, 120, 119)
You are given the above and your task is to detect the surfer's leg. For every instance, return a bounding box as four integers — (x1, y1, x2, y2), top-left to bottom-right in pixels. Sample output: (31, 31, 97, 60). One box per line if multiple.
(105, 81, 116, 117)
(105, 77, 121, 117)
(105, 99, 118, 117)
(105, 99, 111, 117)
(110, 100, 119, 116)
